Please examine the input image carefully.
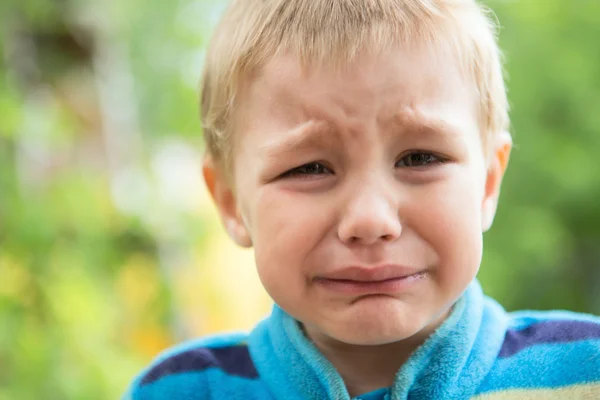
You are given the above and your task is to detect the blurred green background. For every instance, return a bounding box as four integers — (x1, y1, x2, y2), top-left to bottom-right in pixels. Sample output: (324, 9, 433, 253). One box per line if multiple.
(1, 0, 599, 399)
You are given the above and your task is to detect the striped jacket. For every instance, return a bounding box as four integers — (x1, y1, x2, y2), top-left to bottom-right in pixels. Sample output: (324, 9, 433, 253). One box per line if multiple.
(125, 281, 600, 399)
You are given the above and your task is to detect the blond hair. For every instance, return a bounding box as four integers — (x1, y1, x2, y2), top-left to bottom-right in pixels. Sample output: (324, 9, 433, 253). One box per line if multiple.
(201, 0, 509, 172)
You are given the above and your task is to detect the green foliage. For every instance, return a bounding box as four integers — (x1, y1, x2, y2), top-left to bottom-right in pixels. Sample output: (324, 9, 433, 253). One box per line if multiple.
(480, 0, 600, 313)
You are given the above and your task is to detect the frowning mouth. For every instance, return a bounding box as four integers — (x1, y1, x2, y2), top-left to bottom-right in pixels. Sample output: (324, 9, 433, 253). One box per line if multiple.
(313, 266, 426, 295)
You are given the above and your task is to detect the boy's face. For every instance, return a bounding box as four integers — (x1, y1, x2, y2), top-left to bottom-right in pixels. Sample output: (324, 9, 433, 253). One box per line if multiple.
(205, 43, 511, 346)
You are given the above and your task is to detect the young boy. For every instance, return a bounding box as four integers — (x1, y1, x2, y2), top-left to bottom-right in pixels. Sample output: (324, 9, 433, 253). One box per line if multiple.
(125, 0, 600, 398)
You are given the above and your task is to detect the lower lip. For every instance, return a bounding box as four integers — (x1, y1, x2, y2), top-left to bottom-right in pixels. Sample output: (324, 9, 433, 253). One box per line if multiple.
(314, 272, 426, 295)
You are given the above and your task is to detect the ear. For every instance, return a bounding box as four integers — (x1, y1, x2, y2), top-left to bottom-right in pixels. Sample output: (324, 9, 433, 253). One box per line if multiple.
(202, 157, 253, 247)
(481, 131, 512, 232)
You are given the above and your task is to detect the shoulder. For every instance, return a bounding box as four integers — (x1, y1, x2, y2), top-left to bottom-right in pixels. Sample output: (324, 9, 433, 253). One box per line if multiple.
(124, 332, 261, 400)
(476, 310, 600, 396)
(500, 309, 600, 359)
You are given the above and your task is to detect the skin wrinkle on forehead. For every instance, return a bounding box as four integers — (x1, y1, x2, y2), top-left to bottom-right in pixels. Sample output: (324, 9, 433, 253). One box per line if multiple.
(259, 120, 337, 161)
(256, 110, 471, 173)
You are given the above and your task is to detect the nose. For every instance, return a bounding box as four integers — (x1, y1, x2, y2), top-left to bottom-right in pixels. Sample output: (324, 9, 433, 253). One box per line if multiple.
(337, 179, 402, 245)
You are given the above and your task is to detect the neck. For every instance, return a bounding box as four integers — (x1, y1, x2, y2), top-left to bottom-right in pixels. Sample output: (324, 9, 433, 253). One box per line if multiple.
(303, 312, 450, 397)
(319, 339, 418, 396)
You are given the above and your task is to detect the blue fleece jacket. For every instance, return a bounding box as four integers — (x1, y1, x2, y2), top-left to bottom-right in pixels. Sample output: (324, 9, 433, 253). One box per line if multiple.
(125, 281, 600, 399)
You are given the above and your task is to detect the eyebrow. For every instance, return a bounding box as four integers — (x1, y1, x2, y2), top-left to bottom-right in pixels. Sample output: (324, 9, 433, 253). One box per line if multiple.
(259, 120, 337, 158)
(390, 111, 466, 142)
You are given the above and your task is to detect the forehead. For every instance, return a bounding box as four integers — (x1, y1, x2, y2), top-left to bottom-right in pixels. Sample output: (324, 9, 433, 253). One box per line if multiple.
(234, 43, 480, 151)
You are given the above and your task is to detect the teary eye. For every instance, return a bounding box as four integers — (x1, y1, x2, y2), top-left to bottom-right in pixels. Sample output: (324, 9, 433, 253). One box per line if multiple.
(395, 151, 443, 168)
(280, 162, 333, 178)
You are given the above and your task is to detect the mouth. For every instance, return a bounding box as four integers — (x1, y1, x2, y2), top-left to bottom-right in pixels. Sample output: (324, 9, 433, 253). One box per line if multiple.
(313, 265, 426, 295)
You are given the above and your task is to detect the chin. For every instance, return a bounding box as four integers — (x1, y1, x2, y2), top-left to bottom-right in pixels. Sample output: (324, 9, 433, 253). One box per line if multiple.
(326, 317, 425, 346)
(330, 329, 416, 346)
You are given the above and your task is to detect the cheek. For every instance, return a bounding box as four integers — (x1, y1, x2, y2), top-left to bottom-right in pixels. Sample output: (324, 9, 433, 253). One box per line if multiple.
(409, 169, 485, 275)
(249, 189, 328, 300)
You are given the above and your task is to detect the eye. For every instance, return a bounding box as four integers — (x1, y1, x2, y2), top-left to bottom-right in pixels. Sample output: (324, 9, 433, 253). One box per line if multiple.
(280, 162, 333, 178)
(395, 151, 444, 168)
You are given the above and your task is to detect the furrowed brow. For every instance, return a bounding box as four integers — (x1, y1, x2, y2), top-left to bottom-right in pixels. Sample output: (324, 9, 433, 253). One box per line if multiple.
(260, 120, 335, 158)
(392, 111, 465, 142)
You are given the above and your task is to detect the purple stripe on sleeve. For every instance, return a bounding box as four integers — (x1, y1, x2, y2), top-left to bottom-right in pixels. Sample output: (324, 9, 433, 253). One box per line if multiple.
(499, 320, 600, 358)
(141, 345, 259, 385)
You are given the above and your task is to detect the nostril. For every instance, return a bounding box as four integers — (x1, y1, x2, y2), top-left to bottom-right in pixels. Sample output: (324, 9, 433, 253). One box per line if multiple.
(349, 236, 360, 244)
(381, 232, 399, 242)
